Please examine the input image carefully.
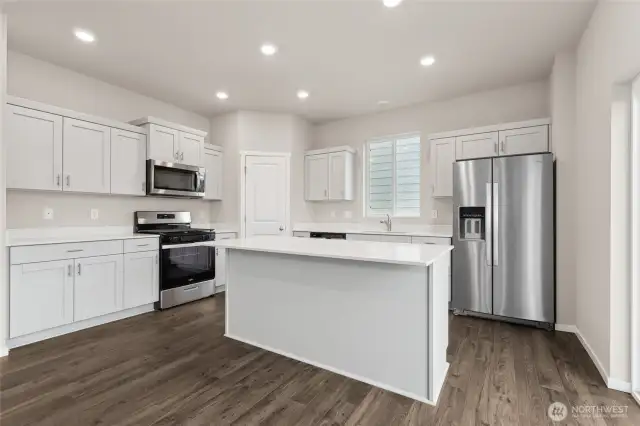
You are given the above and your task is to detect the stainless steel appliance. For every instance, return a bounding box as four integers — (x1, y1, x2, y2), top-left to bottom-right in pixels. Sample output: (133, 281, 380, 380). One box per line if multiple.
(452, 153, 554, 329)
(310, 232, 347, 239)
(147, 160, 205, 198)
(134, 211, 215, 309)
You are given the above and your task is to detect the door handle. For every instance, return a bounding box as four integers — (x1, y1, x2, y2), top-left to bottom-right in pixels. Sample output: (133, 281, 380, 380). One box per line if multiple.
(485, 183, 492, 266)
(77, 263, 81, 276)
(493, 182, 499, 266)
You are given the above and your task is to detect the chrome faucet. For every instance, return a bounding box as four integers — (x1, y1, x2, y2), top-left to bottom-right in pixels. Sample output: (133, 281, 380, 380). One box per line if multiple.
(380, 214, 392, 232)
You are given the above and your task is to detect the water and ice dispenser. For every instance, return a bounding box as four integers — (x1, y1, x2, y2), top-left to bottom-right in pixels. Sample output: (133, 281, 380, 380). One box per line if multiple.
(458, 207, 485, 240)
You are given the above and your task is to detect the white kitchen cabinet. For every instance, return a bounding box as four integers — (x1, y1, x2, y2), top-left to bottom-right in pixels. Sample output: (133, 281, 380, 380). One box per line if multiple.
(499, 125, 549, 156)
(215, 232, 237, 290)
(110, 129, 147, 196)
(124, 251, 159, 309)
(148, 124, 179, 163)
(430, 137, 455, 197)
(179, 132, 204, 166)
(6, 104, 63, 191)
(305, 154, 329, 200)
(411, 236, 452, 303)
(63, 118, 111, 194)
(305, 147, 355, 201)
(204, 146, 223, 200)
(9, 259, 74, 338)
(346, 233, 380, 242)
(74, 254, 124, 322)
(455, 132, 498, 160)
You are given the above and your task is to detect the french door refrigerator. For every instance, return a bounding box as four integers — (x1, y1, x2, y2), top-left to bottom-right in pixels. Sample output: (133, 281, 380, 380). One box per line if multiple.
(452, 153, 554, 328)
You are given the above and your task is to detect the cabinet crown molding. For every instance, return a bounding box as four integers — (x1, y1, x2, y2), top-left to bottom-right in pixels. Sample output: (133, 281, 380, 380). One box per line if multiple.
(129, 116, 208, 137)
(305, 145, 356, 156)
(427, 118, 551, 141)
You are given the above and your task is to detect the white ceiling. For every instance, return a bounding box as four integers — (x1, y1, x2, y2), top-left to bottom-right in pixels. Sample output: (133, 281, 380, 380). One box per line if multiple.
(5, 0, 595, 123)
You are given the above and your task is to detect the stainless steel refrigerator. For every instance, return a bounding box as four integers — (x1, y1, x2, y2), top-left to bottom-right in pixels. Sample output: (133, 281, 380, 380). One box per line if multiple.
(452, 153, 554, 328)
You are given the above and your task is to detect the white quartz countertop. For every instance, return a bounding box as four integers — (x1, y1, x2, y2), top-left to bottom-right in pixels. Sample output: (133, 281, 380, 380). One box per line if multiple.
(6, 227, 159, 247)
(292, 223, 453, 238)
(216, 236, 453, 267)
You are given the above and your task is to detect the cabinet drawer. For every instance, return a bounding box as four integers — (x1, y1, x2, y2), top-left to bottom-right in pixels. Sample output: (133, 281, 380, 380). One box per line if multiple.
(11, 240, 124, 265)
(124, 238, 159, 253)
(293, 231, 310, 238)
(411, 236, 452, 245)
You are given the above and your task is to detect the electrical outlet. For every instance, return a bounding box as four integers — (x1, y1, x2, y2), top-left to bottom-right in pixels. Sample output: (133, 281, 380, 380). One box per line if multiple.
(431, 209, 438, 219)
(90, 209, 99, 220)
(43, 207, 53, 220)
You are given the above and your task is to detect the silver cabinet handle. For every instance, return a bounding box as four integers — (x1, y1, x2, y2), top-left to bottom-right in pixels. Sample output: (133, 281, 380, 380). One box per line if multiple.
(67, 264, 72, 277)
(494, 142, 498, 154)
(216, 248, 219, 256)
(56, 174, 61, 187)
(77, 263, 81, 276)
(142, 182, 146, 192)
(183, 285, 199, 292)
(500, 140, 505, 153)
(324, 189, 327, 197)
(155, 255, 158, 265)
(137, 243, 149, 247)
(180, 152, 184, 161)
(175, 151, 180, 160)
(66, 175, 71, 187)
(66, 249, 83, 253)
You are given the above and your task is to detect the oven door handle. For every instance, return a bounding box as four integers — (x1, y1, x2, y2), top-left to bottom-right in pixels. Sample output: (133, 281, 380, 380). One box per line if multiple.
(162, 241, 215, 249)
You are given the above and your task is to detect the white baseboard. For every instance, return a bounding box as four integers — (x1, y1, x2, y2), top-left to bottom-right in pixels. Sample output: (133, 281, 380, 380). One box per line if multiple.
(215, 285, 226, 294)
(633, 392, 640, 406)
(7, 304, 155, 350)
(225, 333, 441, 406)
(608, 377, 632, 393)
(555, 324, 578, 333)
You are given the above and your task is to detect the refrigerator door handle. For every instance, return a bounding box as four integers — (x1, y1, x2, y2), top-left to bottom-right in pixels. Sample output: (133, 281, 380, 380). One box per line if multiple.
(485, 183, 492, 266)
(493, 182, 499, 266)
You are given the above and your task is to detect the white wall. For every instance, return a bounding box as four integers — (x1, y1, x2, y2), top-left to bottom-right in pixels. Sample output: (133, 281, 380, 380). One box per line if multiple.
(574, 1, 640, 388)
(6, 50, 216, 228)
(0, 14, 8, 356)
(310, 80, 550, 224)
(209, 111, 313, 228)
(550, 52, 577, 328)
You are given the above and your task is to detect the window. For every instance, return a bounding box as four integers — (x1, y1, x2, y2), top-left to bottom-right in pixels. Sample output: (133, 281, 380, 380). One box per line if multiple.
(365, 133, 421, 217)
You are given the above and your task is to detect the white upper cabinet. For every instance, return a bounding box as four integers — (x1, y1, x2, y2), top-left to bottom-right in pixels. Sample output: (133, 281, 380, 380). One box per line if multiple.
(455, 132, 498, 160)
(430, 137, 455, 197)
(9, 259, 74, 338)
(305, 147, 355, 202)
(123, 251, 159, 309)
(179, 132, 204, 166)
(130, 117, 208, 167)
(148, 124, 179, 163)
(498, 125, 549, 156)
(305, 154, 329, 200)
(63, 118, 111, 194)
(110, 129, 147, 196)
(204, 145, 223, 200)
(6, 104, 63, 191)
(73, 254, 124, 322)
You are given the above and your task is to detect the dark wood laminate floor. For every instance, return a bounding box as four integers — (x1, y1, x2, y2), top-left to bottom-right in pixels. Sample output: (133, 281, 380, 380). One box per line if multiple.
(1, 296, 638, 426)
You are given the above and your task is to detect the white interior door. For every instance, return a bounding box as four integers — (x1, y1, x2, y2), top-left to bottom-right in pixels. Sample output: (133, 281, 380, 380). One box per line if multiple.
(244, 155, 289, 237)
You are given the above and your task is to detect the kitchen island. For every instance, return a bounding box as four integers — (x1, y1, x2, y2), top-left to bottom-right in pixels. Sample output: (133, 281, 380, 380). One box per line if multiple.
(215, 236, 453, 405)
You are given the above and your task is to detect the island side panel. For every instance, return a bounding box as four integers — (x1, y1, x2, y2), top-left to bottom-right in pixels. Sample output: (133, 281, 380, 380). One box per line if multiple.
(225, 249, 430, 402)
(428, 253, 451, 403)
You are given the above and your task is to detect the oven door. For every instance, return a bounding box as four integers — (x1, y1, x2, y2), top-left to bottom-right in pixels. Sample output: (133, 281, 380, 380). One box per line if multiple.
(148, 160, 205, 198)
(160, 242, 215, 291)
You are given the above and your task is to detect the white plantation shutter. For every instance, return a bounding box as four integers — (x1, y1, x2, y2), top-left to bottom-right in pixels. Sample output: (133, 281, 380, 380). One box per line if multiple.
(366, 134, 421, 217)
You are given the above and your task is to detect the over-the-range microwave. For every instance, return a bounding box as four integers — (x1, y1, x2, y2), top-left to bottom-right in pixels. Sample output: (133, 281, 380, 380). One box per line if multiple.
(147, 160, 205, 198)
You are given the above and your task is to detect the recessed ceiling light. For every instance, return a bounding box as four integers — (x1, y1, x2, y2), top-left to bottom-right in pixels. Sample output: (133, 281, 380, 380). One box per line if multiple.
(420, 55, 436, 67)
(216, 92, 229, 100)
(377, 100, 390, 106)
(383, 0, 403, 8)
(74, 29, 95, 43)
(297, 90, 309, 100)
(260, 43, 278, 56)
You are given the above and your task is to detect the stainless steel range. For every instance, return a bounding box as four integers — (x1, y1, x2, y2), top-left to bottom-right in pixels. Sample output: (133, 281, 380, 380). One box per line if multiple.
(134, 211, 215, 309)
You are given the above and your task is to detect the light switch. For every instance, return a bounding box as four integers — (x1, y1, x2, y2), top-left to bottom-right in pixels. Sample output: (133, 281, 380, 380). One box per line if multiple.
(431, 209, 438, 219)
(43, 207, 53, 220)
(90, 209, 99, 220)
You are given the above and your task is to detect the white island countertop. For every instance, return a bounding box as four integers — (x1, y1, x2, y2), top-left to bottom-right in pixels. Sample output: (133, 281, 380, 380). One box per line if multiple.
(216, 236, 452, 267)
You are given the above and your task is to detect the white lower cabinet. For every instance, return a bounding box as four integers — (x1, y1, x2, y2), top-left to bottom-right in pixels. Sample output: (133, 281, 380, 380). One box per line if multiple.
(9, 259, 74, 338)
(74, 254, 124, 322)
(346, 234, 411, 243)
(124, 251, 159, 309)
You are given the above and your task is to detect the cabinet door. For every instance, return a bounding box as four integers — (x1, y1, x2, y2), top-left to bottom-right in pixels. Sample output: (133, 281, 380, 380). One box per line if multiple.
(204, 148, 223, 200)
(305, 154, 329, 200)
(110, 129, 147, 196)
(148, 124, 179, 163)
(63, 118, 111, 193)
(124, 251, 159, 309)
(10, 260, 74, 338)
(215, 233, 235, 289)
(499, 125, 549, 156)
(74, 255, 123, 322)
(179, 132, 204, 166)
(328, 152, 347, 200)
(455, 132, 498, 160)
(430, 137, 455, 197)
(6, 105, 63, 191)
(346, 233, 380, 242)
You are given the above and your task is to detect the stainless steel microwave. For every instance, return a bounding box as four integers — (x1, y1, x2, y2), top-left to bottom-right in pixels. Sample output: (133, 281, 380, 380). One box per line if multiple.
(147, 160, 205, 198)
